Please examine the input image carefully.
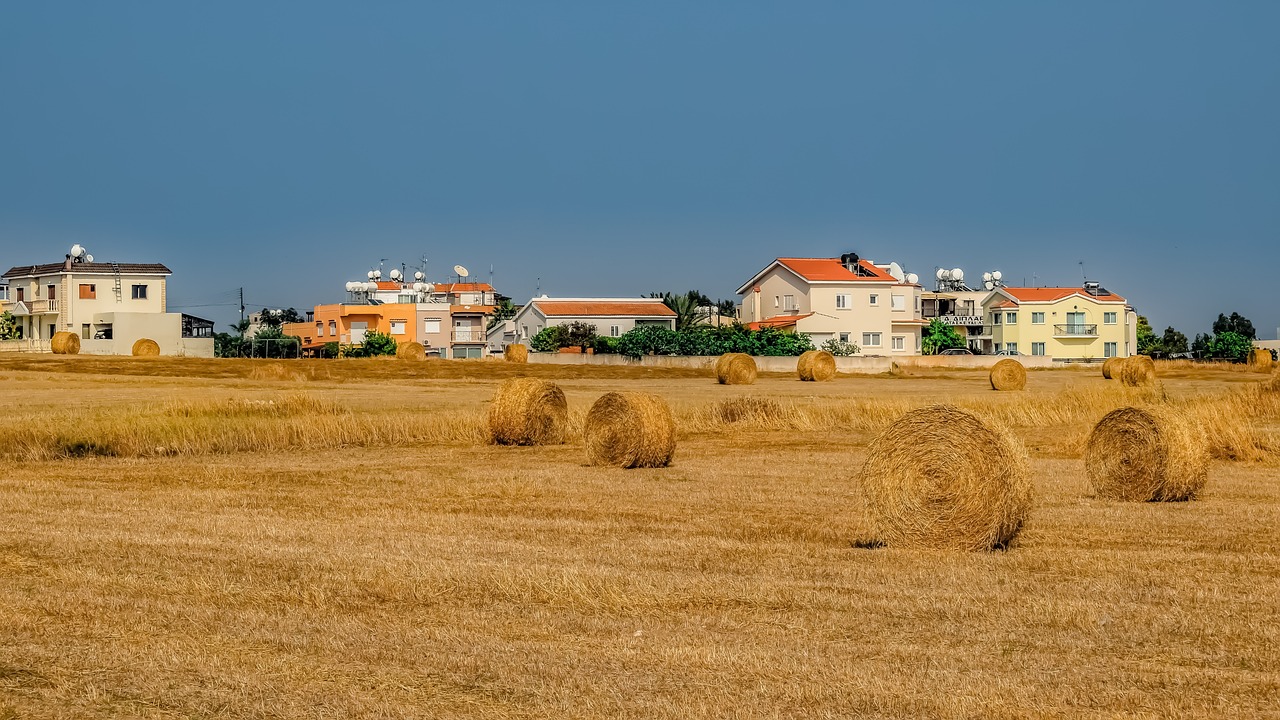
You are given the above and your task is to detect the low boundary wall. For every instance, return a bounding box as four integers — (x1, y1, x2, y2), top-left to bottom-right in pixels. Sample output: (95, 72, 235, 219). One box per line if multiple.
(527, 353, 1056, 373)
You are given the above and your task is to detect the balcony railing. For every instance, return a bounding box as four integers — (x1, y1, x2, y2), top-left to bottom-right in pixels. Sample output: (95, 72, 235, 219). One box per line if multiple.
(452, 330, 486, 343)
(1054, 324, 1098, 337)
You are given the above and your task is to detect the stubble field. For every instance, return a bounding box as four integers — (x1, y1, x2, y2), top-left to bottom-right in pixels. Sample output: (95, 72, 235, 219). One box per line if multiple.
(1, 355, 1278, 719)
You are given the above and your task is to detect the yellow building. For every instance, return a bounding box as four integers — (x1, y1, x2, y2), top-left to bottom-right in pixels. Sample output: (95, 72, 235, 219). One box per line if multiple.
(981, 284, 1136, 360)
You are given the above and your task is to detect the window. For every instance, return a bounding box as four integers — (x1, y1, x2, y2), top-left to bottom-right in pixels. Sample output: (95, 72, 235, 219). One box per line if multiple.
(0, 286, 6, 301)
(839, 332, 850, 343)
(1105, 342, 1118, 358)
(1031, 312, 1045, 324)
(390, 320, 407, 335)
(1005, 312, 1017, 324)
(835, 294, 850, 309)
(424, 319, 441, 334)
(783, 294, 796, 311)
(316, 322, 323, 337)
(993, 343, 1002, 353)
(610, 325, 620, 337)
(992, 312, 1001, 325)
(1104, 312, 1117, 324)
(131, 284, 147, 300)
(862, 332, 882, 347)
(774, 295, 780, 308)
(891, 294, 905, 311)
(79, 284, 96, 300)
(1006, 342, 1018, 354)
(81, 324, 91, 340)
(869, 294, 879, 306)
(47, 285, 56, 300)
(892, 335, 905, 351)
(1032, 342, 1046, 356)
(328, 320, 337, 335)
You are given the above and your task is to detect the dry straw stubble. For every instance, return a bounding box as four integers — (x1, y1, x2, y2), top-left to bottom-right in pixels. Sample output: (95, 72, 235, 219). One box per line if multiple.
(1084, 406, 1209, 502)
(797, 350, 837, 382)
(51, 331, 81, 355)
(504, 344, 529, 363)
(716, 353, 757, 385)
(859, 404, 1032, 551)
(487, 378, 568, 445)
(584, 391, 676, 468)
(989, 359, 1027, 391)
(1102, 356, 1122, 380)
(132, 338, 161, 357)
(1119, 355, 1157, 387)
(396, 341, 426, 361)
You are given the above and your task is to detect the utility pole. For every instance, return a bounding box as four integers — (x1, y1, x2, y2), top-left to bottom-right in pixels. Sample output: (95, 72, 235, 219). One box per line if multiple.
(239, 287, 245, 336)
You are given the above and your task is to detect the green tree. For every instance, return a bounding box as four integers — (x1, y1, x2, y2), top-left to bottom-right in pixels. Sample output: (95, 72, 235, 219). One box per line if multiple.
(230, 318, 251, 337)
(1161, 326, 1189, 356)
(0, 311, 19, 340)
(564, 321, 597, 352)
(345, 330, 396, 357)
(530, 325, 570, 352)
(487, 298, 518, 329)
(921, 319, 965, 355)
(1191, 333, 1211, 358)
(1212, 312, 1256, 340)
(1135, 315, 1162, 356)
(1206, 331, 1253, 362)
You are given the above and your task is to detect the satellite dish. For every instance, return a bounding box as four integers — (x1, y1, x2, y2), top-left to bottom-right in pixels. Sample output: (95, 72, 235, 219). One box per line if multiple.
(70, 244, 84, 258)
(414, 271, 425, 281)
(888, 261, 905, 282)
(992, 270, 1002, 281)
(367, 270, 376, 280)
(390, 268, 403, 281)
(906, 273, 919, 285)
(984, 281, 994, 290)
(983, 272, 993, 282)
(84, 254, 93, 263)
(374, 270, 383, 280)
(935, 268, 946, 280)
(453, 264, 469, 278)
(951, 268, 964, 282)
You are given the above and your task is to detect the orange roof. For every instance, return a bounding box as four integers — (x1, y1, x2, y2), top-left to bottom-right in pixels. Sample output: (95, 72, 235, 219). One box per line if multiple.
(776, 258, 898, 283)
(375, 281, 402, 291)
(533, 300, 676, 317)
(1001, 287, 1126, 303)
(990, 300, 1018, 309)
(450, 304, 496, 314)
(744, 313, 812, 330)
(434, 282, 494, 293)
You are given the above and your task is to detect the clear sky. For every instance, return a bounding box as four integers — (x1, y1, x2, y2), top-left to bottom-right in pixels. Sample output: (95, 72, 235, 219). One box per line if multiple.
(2, 2, 1277, 338)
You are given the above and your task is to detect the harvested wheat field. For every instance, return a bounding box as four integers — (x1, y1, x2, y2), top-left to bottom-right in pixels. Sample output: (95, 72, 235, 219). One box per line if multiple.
(1, 355, 1278, 718)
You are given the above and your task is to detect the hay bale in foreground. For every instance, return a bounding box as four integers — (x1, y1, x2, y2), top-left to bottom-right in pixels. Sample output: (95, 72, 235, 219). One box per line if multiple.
(1119, 355, 1156, 387)
(1102, 356, 1122, 380)
(584, 391, 675, 468)
(797, 350, 837, 382)
(859, 405, 1032, 551)
(716, 353, 757, 385)
(1248, 348, 1273, 371)
(1084, 406, 1208, 502)
(989, 359, 1026, 391)
(131, 338, 160, 357)
(51, 332, 80, 355)
(487, 378, 568, 446)
(396, 341, 426, 361)
(504, 344, 528, 363)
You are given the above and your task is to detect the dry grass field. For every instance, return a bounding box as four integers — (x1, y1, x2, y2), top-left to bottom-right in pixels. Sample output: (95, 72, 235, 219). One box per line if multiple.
(1, 355, 1278, 719)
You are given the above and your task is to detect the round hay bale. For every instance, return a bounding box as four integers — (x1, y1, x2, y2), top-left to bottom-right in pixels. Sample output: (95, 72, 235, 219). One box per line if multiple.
(395, 341, 426, 361)
(50, 331, 80, 355)
(1119, 355, 1156, 387)
(1084, 406, 1208, 502)
(989, 359, 1026, 391)
(716, 353, 757, 385)
(1247, 348, 1273, 371)
(487, 378, 568, 446)
(584, 391, 676, 468)
(1102, 356, 1122, 380)
(131, 338, 160, 357)
(797, 350, 837, 382)
(859, 404, 1032, 551)
(504, 344, 528, 363)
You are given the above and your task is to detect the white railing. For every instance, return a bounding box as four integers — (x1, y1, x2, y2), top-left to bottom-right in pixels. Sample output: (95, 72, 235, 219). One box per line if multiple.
(0, 339, 51, 353)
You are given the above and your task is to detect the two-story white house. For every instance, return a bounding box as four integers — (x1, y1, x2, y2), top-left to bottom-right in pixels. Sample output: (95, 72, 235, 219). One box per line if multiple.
(508, 298, 677, 346)
(736, 254, 925, 355)
(1, 250, 214, 356)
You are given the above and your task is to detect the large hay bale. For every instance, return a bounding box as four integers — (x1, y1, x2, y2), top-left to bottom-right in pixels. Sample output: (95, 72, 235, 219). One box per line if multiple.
(395, 341, 426, 361)
(989, 359, 1026, 391)
(584, 391, 675, 468)
(1102, 356, 1122, 380)
(504, 344, 528, 363)
(131, 338, 160, 357)
(1119, 355, 1156, 387)
(487, 378, 568, 446)
(797, 350, 837, 382)
(1084, 406, 1208, 502)
(1247, 348, 1273, 371)
(50, 331, 80, 355)
(716, 353, 757, 385)
(859, 404, 1032, 551)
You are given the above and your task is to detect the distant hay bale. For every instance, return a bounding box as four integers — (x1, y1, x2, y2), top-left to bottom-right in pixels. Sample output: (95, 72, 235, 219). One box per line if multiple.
(1102, 356, 1122, 380)
(797, 350, 837, 382)
(716, 353, 757, 385)
(131, 338, 160, 357)
(1119, 355, 1157, 387)
(50, 331, 80, 355)
(487, 378, 568, 446)
(1084, 406, 1208, 502)
(395, 341, 426, 361)
(584, 391, 676, 468)
(504, 344, 528, 363)
(989, 359, 1026, 391)
(1247, 348, 1273, 371)
(859, 404, 1032, 551)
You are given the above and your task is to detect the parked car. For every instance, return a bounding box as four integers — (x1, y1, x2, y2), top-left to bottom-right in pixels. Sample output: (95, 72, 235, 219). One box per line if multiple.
(940, 347, 973, 355)
(994, 349, 1021, 356)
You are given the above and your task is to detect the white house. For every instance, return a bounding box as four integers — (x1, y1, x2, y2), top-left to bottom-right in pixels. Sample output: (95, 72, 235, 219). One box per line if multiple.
(509, 297, 677, 346)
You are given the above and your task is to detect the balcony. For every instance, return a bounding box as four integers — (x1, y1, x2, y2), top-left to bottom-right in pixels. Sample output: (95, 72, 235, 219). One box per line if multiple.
(3, 298, 59, 314)
(1054, 324, 1098, 337)
(452, 329, 487, 343)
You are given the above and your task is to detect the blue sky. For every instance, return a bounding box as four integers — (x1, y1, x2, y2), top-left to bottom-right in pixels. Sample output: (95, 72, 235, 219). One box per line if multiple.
(2, 2, 1277, 337)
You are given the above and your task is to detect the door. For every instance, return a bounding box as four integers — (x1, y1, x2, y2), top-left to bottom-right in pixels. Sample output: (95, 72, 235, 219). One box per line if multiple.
(454, 319, 475, 343)
(1066, 312, 1086, 334)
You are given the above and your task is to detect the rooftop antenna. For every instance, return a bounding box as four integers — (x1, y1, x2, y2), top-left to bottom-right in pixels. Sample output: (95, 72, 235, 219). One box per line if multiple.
(1079, 260, 1086, 282)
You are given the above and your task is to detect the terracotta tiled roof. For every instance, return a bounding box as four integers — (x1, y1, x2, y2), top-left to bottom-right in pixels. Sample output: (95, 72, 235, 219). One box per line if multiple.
(744, 313, 813, 330)
(1001, 287, 1126, 303)
(434, 282, 494, 293)
(375, 281, 402, 290)
(990, 300, 1018, 309)
(775, 258, 897, 283)
(3, 261, 172, 278)
(533, 300, 676, 317)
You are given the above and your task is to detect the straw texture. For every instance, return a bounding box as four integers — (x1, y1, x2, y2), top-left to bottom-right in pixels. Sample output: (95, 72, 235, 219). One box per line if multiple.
(396, 342, 426, 361)
(797, 350, 837, 382)
(1119, 355, 1156, 387)
(1084, 406, 1209, 502)
(504, 344, 529, 363)
(989, 359, 1026, 391)
(51, 332, 80, 355)
(487, 378, 568, 446)
(716, 353, 757, 385)
(1248, 348, 1273, 371)
(584, 391, 676, 468)
(131, 338, 160, 357)
(1102, 357, 1122, 380)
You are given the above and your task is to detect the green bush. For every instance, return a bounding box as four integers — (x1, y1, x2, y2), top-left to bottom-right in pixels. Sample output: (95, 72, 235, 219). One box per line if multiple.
(593, 336, 621, 354)
(344, 330, 397, 358)
(615, 323, 814, 359)
(530, 325, 570, 352)
(821, 338, 860, 356)
(922, 319, 966, 355)
(1207, 331, 1253, 363)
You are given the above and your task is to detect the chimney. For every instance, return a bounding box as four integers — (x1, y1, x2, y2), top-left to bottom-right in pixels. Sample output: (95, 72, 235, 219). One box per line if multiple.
(64, 255, 73, 271)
